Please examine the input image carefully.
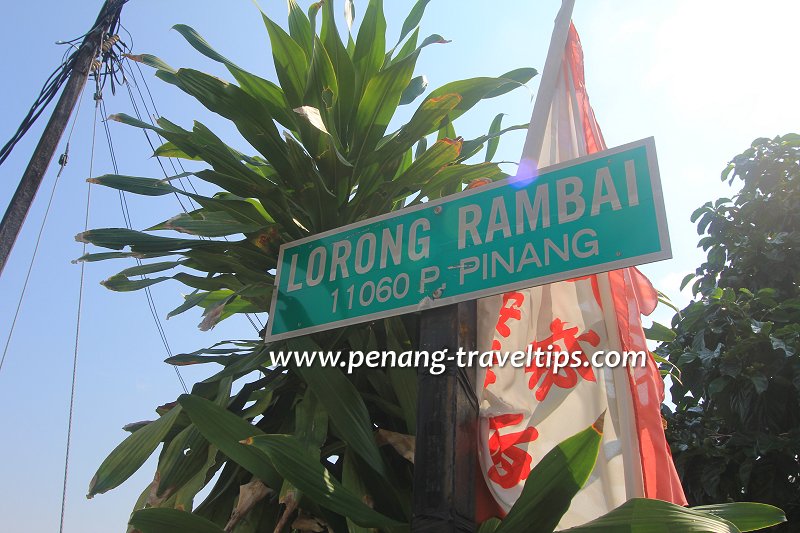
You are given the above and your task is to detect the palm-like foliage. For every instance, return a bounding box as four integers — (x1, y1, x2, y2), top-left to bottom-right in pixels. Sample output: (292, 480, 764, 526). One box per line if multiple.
(83, 1, 534, 530)
(81, 2, 786, 532)
(78, 0, 533, 326)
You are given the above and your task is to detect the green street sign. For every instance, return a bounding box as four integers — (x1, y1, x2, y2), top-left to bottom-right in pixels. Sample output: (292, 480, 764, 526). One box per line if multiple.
(266, 138, 670, 341)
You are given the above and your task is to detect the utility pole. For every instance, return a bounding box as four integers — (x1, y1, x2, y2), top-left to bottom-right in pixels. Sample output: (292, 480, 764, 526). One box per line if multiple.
(0, 0, 128, 276)
(412, 301, 479, 532)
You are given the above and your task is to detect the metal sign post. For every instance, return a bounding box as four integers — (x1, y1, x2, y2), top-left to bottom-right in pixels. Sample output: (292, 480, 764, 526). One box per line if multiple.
(412, 301, 478, 532)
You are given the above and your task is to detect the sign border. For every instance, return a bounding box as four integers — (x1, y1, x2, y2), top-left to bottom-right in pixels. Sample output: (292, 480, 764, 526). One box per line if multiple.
(265, 137, 671, 342)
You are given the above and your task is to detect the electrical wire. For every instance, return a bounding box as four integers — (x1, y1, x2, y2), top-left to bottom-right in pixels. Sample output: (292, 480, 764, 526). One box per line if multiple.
(0, 0, 129, 167)
(0, 93, 86, 378)
(58, 95, 98, 533)
(119, 58, 266, 333)
(97, 93, 188, 394)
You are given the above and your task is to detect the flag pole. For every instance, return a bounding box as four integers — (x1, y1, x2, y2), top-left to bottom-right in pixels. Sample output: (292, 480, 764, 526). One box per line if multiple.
(517, 0, 576, 178)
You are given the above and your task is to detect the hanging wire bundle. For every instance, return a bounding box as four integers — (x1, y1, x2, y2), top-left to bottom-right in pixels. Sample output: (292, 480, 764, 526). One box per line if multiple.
(0, 0, 129, 167)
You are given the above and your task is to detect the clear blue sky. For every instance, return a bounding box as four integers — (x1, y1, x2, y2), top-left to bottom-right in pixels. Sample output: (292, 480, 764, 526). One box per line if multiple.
(1, 1, 798, 531)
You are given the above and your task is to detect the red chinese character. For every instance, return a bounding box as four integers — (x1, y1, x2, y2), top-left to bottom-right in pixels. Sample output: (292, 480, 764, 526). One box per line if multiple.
(484, 292, 526, 389)
(487, 413, 539, 489)
(483, 339, 502, 388)
(525, 318, 600, 401)
(495, 292, 525, 337)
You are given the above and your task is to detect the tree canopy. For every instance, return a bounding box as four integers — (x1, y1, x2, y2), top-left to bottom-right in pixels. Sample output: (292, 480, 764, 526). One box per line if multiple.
(660, 134, 800, 526)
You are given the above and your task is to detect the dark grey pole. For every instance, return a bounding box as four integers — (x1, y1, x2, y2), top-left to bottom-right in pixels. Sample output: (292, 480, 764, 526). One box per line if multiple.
(412, 301, 479, 532)
(0, 0, 127, 276)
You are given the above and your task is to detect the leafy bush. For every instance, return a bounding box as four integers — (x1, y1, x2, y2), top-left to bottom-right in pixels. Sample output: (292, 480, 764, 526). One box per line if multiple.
(660, 135, 800, 528)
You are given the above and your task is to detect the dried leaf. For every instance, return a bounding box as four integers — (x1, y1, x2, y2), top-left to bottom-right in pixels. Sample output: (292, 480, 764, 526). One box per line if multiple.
(224, 479, 273, 532)
(294, 106, 329, 134)
(292, 512, 327, 532)
(274, 489, 299, 533)
(198, 301, 226, 331)
(376, 429, 415, 463)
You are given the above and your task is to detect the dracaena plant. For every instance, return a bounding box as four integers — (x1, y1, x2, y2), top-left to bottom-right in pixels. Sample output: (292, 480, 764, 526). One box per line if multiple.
(79, 2, 787, 532)
(81, 1, 535, 530)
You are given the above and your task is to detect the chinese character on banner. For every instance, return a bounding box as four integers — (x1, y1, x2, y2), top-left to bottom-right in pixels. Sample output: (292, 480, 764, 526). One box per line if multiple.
(487, 413, 539, 489)
(525, 318, 599, 401)
(485, 292, 526, 387)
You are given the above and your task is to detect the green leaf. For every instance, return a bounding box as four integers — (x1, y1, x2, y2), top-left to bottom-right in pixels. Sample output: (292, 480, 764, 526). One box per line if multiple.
(305, 36, 340, 113)
(397, 0, 432, 47)
(165, 354, 231, 367)
(562, 498, 740, 532)
(393, 138, 462, 191)
(458, 122, 529, 163)
(399, 75, 428, 105)
(148, 210, 268, 237)
(294, 389, 328, 452)
(171, 24, 296, 129)
(178, 394, 282, 490)
(438, 117, 456, 141)
(154, 382, 229, 507)
(415, 137, 427, 159)
(485, 67, 538, 97)
(261, 11, 310, 107)
(643, 321, 676, 343)
(77, 227, 212, 253)
(309, 2, 322, 32)
(165, 290, 215, 320)
(200, 343, 272, 383)
(388, 366, 417, 434)
(352, 0, 386, 98)
(74, 250, 174, 263)
(351, 50, 420, 166)
(163, 69, 293, 179)
(290, 338, 388, 478)
(368, 92, 461, 172)
(87, 405, 182, 497)
(485, 113, 505, 162)
(656, 290, 681, 314)
(708, 376, 731, 395)
(495, 415, 604, 533)
(129, 508, 225, 533)
(172, 24, 236, 68)
(88, 173, 192, 197)
(692, 503, 786, 531)
(101, 273, 171, 292)
(749, 373, 769, 394)
(117, 260, 182, 277)
(126, 53, 176, 74)
(422, 162, 505, 200)
(153, 141, 204, 161)
(390, 31, 449, 67)
(341, 450, 374, 533)
(479, 518, 502, 533)
(321, 0, 356, 137)
(390, 26, 419, 66)
(426, 71, 536, 131)
(243, 435, 403, 528)
(171, 443, 220, 514)
(287, 0, 314, 59)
